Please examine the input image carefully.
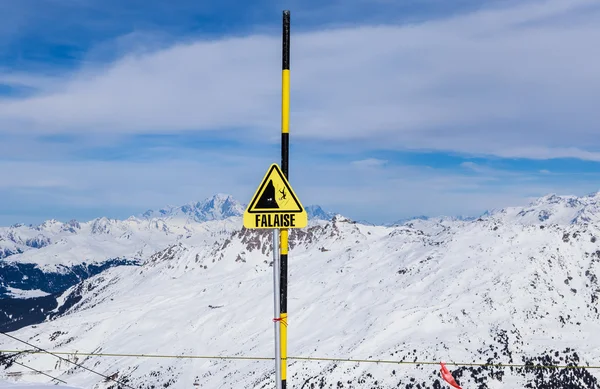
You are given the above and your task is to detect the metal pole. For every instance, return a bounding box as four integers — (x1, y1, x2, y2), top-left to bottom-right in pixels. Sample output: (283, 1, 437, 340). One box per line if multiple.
(272, 229, 282, 389)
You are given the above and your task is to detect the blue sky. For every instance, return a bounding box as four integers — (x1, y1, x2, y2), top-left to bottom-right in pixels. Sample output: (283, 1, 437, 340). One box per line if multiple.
(1, 0, 600, 225)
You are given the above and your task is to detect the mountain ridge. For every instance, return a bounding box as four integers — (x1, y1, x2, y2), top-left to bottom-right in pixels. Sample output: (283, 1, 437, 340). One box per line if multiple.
(5, 194, 338, 230)
(5, 190, 600, 231)
(2, 198, 600, 387)
(2, 190, 600, 387)
(4, 190, 600, 269)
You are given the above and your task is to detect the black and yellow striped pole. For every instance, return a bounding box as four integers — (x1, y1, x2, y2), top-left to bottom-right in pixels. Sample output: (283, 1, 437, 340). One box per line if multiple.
(242, 10, 305, 387)
(280, 9, 290, 389)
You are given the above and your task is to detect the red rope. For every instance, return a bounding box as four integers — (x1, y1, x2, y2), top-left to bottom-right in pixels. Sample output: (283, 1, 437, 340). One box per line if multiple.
(273, 317, 288, 327)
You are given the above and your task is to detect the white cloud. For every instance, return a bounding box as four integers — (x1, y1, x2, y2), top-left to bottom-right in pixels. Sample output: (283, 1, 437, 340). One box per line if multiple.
(0, 0, 599, 159)
(493, 147, 600, 161)
(351, 158, 387, 168)
(459, 161, 482, 172)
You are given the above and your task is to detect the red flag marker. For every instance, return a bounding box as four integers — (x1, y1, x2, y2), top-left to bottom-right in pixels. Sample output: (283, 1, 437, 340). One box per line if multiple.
(440, 362, 463, 389)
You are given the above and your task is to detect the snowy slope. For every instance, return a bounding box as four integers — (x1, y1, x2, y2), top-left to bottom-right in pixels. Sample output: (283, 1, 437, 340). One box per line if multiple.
(495, 192, 600, 225)
(0, 194, 248, 271)
(2, 193, 600, 388)
(0, 217, 240, 271)
(0, 195, 249, 331)
(0, 379, 80, 388)
(0, 195, 335, 332)
(1, 216, 241, 269)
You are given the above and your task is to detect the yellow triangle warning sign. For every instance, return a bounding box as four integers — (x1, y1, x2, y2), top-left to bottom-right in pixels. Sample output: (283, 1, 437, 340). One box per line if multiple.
(243, 163, 307, 229)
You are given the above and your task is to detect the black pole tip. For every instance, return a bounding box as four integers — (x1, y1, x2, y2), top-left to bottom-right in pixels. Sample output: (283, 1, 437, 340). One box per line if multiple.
(282, 9, 290, 70)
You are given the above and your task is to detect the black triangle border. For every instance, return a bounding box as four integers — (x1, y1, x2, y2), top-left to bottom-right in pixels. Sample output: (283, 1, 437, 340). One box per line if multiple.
(247, 164, 304, 214)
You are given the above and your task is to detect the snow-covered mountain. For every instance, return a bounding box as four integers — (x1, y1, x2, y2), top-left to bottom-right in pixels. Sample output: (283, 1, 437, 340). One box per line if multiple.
(0, 379, 79, 388)
(140, 193, 245, 222)
(0, 194, 333, 268)
(384, 215, 478, 227)
(0, 194, 335, 271)
(0, 195, 334, 332)
(140, 194, 337, 223)
(2, 192, 600, 388)
(304, 205, 336, 221)
(0, 380, 78, 389)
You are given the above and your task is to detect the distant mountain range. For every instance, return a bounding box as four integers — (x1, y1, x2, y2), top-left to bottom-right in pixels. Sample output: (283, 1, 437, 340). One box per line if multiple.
(140, 194, 341, 224)
(2, 191, 600, 388)
(140, 193, 246, 222)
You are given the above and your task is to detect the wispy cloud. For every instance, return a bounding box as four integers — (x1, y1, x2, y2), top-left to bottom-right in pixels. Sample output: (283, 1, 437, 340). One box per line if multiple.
(460, 161, 483, 172)
(1, 147, 598, 225)
(351, 158, 388, 169)
(492, 147, 600, 162)
(0, 0, 598, 160)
